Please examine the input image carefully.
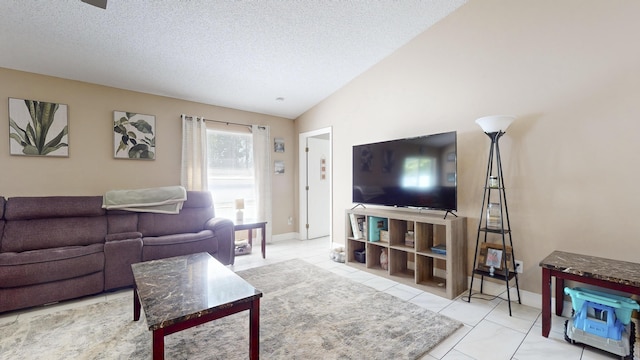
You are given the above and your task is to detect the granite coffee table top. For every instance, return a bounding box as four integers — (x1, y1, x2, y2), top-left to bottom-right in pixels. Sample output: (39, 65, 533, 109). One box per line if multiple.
(539, 250, 640, 288)
(132, 252, 262, 331)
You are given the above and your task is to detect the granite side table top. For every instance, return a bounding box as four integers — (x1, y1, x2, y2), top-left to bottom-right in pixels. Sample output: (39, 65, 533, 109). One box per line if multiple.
(132, 252, 262, 331)
(539, 250, 640, 288)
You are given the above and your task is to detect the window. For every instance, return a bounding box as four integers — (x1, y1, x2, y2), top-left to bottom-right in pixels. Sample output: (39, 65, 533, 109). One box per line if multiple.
(206, 128, 255, 220)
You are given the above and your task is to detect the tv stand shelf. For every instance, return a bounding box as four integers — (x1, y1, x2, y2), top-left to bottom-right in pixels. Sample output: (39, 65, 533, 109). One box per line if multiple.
(345, 208, 466, 299)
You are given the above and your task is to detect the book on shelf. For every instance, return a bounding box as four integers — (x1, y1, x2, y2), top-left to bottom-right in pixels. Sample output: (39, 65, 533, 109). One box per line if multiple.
(368, 216, 388, 242)
(349, 213, 360, 239)
(348, 214, 367, 240)
(357, 215, 367, 240)
(431, 244, 447, 255)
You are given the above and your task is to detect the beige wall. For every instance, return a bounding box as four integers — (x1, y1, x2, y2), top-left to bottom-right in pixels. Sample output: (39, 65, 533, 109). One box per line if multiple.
(296, 0, 640, 295)
(0, 68, 296, 235)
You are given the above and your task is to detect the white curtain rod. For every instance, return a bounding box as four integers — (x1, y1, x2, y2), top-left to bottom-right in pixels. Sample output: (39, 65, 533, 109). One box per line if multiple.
(181, 115, 266, 131)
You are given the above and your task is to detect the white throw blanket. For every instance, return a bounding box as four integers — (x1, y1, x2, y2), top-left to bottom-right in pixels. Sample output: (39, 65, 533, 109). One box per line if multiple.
(102, 186, 187, 214)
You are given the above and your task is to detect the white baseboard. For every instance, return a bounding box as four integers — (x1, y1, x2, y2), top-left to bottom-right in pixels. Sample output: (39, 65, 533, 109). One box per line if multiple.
(271, 232, 298, 242)
(466, 275, 571, 314)
(273, 232, 336, 244)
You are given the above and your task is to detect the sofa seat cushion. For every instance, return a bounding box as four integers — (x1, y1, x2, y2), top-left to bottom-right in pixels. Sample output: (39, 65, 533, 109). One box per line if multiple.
(143, 230, 214, 246)
(142, 230, 218, 261)
(0, 243, 104, 288)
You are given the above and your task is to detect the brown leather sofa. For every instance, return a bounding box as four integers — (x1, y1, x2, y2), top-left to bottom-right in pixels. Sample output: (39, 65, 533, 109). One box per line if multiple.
(0, 191, 234, 313)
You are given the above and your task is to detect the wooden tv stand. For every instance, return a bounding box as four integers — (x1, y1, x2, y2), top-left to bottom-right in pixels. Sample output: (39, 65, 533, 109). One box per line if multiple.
(345, 208, 466, 299)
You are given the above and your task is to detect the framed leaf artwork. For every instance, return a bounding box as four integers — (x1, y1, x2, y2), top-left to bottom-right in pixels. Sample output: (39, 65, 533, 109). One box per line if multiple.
(9, 98, 69, 157)
(113, 111, 156, 160)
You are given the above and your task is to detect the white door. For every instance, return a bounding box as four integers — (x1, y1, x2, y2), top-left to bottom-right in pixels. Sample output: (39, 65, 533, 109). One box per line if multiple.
(299, 128, 332, 242)
(306, 136, 330, 239)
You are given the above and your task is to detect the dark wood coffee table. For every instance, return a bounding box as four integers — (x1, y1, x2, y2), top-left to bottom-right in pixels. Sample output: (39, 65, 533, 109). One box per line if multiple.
(132, 252, 263, 359)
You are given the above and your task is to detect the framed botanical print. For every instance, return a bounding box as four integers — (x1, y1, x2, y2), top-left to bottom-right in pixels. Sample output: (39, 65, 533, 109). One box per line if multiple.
(9, 98, 69, 157)
(113, 111, 156, 160)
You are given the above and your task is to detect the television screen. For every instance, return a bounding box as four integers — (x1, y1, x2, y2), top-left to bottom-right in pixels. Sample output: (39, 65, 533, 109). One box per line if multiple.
(352, 131, 457, 211)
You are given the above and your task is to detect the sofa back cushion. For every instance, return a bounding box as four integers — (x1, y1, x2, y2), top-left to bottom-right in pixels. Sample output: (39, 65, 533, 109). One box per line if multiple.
(0, 196, 5, 219)
(106, 211, 139, 234)
(4, 196, 105, 220)
(1, 196, 107, 253)
(0, 197, 5, 249)
(137, 191, 214, 237)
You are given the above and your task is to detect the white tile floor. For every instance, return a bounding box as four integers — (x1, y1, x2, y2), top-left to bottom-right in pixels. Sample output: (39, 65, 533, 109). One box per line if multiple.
(240, 238, 629, 360)
(0, 237, 631, 360)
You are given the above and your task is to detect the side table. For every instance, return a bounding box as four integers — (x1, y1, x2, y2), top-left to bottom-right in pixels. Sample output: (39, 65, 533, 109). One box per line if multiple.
(234, 220, 268, 259)
(539, 250, 640, 337)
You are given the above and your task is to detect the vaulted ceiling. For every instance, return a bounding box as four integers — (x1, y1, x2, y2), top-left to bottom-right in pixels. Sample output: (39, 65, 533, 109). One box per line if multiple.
(0, 1, 466, 119)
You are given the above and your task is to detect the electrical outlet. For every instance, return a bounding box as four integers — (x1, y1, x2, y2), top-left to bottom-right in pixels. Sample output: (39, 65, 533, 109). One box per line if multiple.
(287, 216, 293, 225)
(515, 260, 523, 274)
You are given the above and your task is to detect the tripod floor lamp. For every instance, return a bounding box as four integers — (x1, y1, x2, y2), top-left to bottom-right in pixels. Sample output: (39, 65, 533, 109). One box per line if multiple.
(467, 115, 521, 316)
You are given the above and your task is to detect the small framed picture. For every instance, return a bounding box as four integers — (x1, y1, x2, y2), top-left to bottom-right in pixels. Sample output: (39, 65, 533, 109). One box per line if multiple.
(274, 160, 285, 174)
(477, 243, 512, 275)
(486, 248, 503, 268)
(274, 138, 285, 152)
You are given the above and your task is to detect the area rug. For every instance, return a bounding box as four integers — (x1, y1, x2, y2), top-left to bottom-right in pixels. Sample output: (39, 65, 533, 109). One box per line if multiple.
(0, 259, 462, 359)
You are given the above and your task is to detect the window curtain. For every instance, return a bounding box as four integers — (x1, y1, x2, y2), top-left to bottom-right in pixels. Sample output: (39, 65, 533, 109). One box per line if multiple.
(180, 114, 208, 191)
(252, 125, 272, 243)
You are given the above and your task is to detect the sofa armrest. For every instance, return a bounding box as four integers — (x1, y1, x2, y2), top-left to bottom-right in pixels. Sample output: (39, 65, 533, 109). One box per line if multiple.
(205, 217, 235, 265)
(105, 232, 143, 242)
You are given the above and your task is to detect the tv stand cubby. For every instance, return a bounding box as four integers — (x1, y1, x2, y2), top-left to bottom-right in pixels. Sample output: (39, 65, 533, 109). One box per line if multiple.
(345, 208, 466, 299)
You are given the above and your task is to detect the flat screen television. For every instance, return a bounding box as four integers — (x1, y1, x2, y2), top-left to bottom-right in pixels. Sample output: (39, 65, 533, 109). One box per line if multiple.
(352, 131, 457, 212)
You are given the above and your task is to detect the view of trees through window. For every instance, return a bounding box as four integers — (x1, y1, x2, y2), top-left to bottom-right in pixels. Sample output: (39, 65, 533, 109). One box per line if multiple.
(206, 129, 255, 220)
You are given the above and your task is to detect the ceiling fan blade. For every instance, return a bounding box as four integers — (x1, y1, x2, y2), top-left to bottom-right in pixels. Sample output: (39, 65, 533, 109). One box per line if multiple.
(81, 0, 107, 9)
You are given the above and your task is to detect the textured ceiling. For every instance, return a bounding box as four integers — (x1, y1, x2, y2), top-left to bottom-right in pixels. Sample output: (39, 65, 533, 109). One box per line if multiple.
(0, 0, 466, 119)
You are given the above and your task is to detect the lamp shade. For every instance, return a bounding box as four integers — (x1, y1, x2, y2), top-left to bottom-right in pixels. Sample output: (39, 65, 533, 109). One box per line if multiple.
(235, 199, 245, 210)
(475, 115, 515, 133)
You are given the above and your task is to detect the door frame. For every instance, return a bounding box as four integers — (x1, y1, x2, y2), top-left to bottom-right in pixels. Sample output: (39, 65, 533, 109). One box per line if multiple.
(298, 127, 332, 244)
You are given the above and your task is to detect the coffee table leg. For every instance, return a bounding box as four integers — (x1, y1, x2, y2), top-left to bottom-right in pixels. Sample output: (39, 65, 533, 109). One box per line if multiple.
(134, 287, 141, 321)
(249, 298, 260, 359)
(153, 329, 165, 360)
